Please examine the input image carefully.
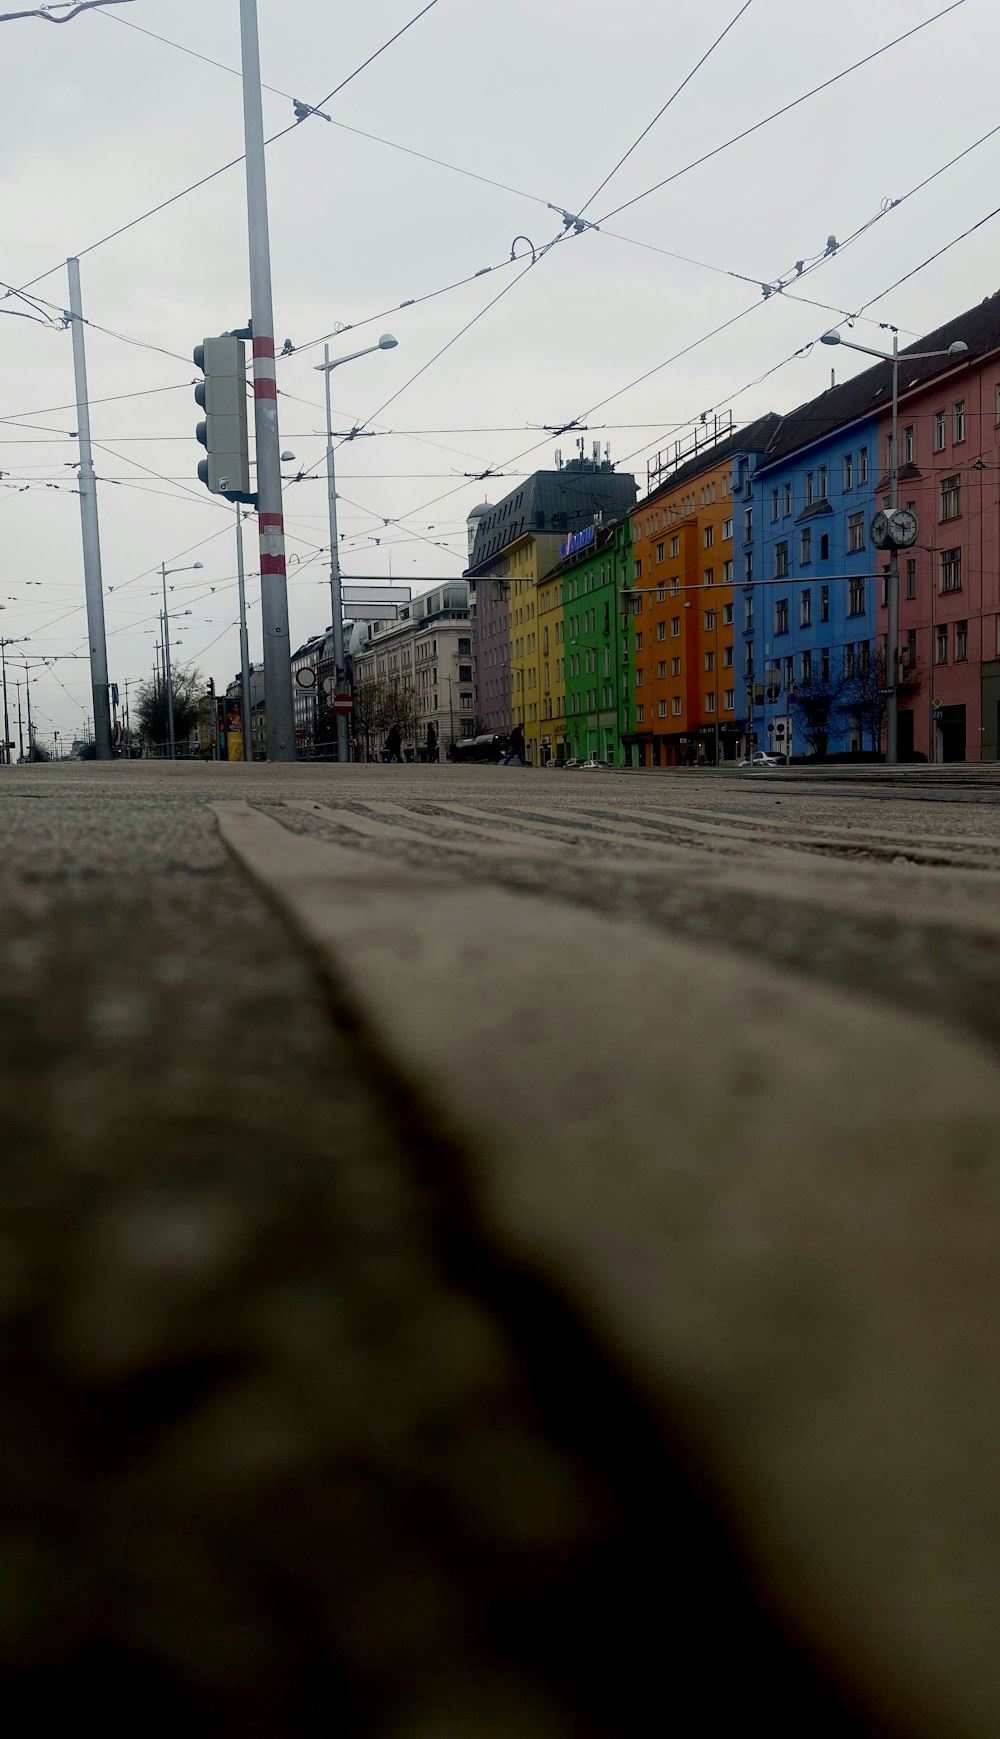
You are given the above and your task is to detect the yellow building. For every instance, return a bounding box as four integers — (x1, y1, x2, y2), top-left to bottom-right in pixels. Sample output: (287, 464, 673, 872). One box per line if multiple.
(506, 532, 565, 764)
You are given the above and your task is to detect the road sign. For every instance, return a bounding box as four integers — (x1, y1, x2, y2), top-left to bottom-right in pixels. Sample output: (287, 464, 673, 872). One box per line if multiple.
(295, 666, 318, 690)
(932, 694, 942, 709)
(332, 692, 353, 716)
(878, 686, 895, 698)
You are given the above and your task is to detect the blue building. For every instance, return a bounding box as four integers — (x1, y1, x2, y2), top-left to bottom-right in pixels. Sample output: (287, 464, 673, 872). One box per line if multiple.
(735, 381, 882, 758)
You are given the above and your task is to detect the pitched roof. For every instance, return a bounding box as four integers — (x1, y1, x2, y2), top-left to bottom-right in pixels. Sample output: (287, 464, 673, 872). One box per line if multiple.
(757, 287, 1000, 470)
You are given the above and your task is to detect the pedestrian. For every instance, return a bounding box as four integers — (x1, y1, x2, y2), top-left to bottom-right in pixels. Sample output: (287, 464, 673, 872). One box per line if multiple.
(384, 724, 402, 763)
(503, 722, 526, 766)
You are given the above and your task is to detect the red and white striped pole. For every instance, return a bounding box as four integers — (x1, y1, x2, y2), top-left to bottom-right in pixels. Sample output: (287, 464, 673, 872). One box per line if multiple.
(239, 0, 295, 761)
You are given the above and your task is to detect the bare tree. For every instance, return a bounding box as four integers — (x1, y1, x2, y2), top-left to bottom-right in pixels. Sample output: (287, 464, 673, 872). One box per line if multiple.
(382, 673, 420, 750)
(135, 665, 205, 754)
(793, 661, 849, 760)
(848, 641, 923, 756)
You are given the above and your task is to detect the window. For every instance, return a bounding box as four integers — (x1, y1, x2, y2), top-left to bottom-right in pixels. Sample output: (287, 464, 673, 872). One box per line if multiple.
(903, 425, 914, 464)
(783, 482, 792, 516)
(905, 630, 917, 669)
(843, 452, 853, 491)
(744, 598, 754, 631)
(704, 609, 716, 631)
(669, 535, 680, 557)
(724, 689, 735, 711)
(671, 697, 682, 716)
(939, 474, 961, 520)
(939, 548, 962, 593)
(633, 560, 642, 580)
(844, 644, 855, 679)
(635, 631, 644, 650)
(743, 507, 753, 543)
(636, 704, 645, 723)
(657, 620, 667, 641)
(820, 646, 830, 680)
(800, 529, 812, 564)
(656, 582, 666, 604)
(819, 533, 829, 561)
(705, 691, 716, 713)
(657, 660, 666, 679)
(775, 597, 789, 634)
(723, 517, 733, 539)
(800, 589, 812, 627)
(934, 410, 946, 451)
(953, 400, 966, 443)
(818, 465, 828, 500)
(775, 541, 789, 577)
(847, 512, 865, 553)
(723, 645, 733, 668)
(458, 637, 471, 655)
(722, 559, 733, 584)
(805, 471, 814, 507)
(671, 657, 681, 677)
(703, 567, 714, 587)
(703, 525, 714, 549)
(635, 668, 644, 687)
(659, 699, 668, 718)
(460, 692, 473, 709)
(723, 601, 734, 625)
(670, 616, 681, 636)
(770, 489, 779, 523)
(654, 542, 664, 565)
(848, 578, 866, 616)
(669, 575, 680, 596)
(458, 664, 473, 682)
(705, 651, 715, 672)
(955, 619, 968, 661)
(801, 649, 812, 681)
(906, 558, 917, 600)
(935, 625, 948, 664)
(744, 553, 753, 584)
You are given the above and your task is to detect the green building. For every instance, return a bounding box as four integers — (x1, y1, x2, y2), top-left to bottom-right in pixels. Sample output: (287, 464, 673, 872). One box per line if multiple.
(555, 516, 634, 765)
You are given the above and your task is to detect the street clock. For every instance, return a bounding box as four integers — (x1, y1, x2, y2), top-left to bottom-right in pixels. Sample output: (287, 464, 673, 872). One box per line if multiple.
(870, 507, 919, 550)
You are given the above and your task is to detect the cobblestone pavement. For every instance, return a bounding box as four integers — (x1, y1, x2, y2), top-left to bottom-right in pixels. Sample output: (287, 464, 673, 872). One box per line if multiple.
(3, 761, 999, 1736)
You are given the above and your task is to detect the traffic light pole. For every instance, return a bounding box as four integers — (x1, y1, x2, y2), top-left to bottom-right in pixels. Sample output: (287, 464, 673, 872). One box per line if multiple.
(66, 257, 113, 761)
(235, 505, 254, 764)
(239, 0, 295, 762)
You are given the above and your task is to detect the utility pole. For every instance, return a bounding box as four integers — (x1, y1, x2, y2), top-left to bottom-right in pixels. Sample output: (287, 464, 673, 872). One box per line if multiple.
(23, 660, 34, 762)
(239, 0, 294, 762)
(235, 506, 254, 763)
(321, 345, 349, 764)
(161, 563, 176, 758)
(66, 257, 113, 761)
(15, 679, 23, 761)
(0, 638, 12, 764)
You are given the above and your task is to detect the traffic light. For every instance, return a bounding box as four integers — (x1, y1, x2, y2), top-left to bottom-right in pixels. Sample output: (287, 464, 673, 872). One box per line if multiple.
(194, 335, 251, 499)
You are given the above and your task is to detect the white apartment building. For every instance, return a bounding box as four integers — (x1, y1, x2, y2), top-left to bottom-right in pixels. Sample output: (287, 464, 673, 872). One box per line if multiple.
(353, 580, 476, 757)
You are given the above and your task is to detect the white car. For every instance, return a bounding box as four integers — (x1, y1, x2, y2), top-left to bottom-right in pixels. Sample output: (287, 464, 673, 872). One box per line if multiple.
(741, 750, 782, 768)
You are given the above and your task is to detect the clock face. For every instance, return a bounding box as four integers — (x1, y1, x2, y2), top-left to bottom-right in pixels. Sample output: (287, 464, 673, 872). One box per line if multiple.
(888, 508, 918, 548)
(870, 510, 891, 550)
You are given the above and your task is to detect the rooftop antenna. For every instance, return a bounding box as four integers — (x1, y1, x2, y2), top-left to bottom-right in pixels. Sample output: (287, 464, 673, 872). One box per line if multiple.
(592, 440, 601, 464)
(604, 443, 611, 464)
(555, 448, 562, 469)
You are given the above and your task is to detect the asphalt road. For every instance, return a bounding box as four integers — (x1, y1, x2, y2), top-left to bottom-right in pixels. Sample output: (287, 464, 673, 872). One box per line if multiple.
(3, 760, 999, 1737)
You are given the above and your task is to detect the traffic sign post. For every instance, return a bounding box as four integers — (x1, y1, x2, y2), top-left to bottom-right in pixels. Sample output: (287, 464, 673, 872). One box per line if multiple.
(332, 692, 353, 717)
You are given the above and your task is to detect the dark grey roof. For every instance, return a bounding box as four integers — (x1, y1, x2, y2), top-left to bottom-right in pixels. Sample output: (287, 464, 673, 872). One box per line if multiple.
(757, 288, 1000, 471)
(466, 465, 637, 573)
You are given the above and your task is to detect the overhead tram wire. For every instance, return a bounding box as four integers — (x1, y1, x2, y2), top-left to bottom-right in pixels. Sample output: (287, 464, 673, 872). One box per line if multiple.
(576, 0, 756, 218)
(592, 0, 969, 227)
(4, 0, 444, 300)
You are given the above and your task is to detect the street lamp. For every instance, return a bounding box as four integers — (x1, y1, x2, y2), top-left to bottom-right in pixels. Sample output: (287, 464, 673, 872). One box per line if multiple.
(820, 326, 968, 762)
(315, 333, 398, 764)
(160, 561, 203, 757)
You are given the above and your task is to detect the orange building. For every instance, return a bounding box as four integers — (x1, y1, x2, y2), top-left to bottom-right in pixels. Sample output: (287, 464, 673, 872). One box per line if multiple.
(628, 415, 776, 766)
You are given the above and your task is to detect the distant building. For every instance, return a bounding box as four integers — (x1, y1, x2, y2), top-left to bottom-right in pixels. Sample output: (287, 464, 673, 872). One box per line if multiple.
(352, 579, 476, 758)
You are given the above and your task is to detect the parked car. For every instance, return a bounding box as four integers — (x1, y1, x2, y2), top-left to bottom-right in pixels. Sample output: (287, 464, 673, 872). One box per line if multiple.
(741, 750, 783, 768)
(579, 758, 612, 770)
(561, 757, 584, 770)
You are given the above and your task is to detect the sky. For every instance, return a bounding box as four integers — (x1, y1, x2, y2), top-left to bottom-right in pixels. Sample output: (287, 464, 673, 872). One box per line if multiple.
(2, 0, 999, 748)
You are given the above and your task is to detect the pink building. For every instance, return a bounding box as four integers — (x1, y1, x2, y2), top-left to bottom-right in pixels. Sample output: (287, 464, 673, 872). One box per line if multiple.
(875, 292, 1000, 761)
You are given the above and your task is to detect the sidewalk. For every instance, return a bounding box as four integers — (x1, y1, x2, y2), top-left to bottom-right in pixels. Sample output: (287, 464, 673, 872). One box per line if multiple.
(2, 761, 999, 1735)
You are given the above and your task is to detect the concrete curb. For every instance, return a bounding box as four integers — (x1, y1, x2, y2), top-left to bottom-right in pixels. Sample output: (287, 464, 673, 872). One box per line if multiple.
(213, 799, 1000, 1738)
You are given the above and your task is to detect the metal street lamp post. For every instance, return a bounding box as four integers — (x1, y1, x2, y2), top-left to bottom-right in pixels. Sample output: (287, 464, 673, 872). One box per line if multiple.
(160, 562, 202, 757)
(820, 326, 968, 762)
(315, 334, 398, 764)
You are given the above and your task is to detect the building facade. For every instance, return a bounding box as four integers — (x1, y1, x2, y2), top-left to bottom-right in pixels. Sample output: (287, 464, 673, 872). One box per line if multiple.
(557, 521, 633, 764)
(353, 580, 476, 757)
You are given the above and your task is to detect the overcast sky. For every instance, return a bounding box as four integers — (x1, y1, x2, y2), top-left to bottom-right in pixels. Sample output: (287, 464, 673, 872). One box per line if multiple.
(2, 0, 999, 744)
